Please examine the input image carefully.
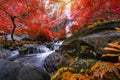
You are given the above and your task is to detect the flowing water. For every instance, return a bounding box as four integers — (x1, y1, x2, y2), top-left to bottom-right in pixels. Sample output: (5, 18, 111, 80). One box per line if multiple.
(65, 0, 72, 33)
(14, 41, 63, 69)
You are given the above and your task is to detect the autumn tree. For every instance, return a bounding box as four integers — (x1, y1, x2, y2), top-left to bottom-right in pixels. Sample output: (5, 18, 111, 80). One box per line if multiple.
(0, 0, 69, 41)
(0, 0, 39, 40)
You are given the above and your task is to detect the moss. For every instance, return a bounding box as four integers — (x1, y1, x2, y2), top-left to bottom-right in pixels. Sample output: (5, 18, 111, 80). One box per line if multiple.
(63, 19, 120, 45)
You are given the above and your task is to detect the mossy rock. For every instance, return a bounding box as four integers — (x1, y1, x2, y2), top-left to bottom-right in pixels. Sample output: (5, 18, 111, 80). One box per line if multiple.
(62, 20, 120, 59)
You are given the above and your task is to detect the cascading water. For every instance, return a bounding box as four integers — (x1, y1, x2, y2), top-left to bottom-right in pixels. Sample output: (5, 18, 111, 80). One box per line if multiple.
(65, 0, 72, 33)
(64, 0, 76, 38)
(14, 41, 63, 70)
(13, 0, 74, 70)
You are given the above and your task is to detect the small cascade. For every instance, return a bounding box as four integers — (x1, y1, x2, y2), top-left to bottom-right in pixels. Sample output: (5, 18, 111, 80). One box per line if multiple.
(8, 50, 20, 60)
(36, 45, 51, 53)
(64, 0, 76, 38)
(26, 45, 51, 54)
(52, 41, 63, 50)
(14, 41, 63, 69)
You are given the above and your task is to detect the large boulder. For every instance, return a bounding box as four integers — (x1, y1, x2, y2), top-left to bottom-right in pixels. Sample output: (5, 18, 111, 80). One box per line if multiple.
(0, 59, 50, 80)
(44, 52, 69, 73)
(0, 59, 22, 80)
(62, 20, 120, 59)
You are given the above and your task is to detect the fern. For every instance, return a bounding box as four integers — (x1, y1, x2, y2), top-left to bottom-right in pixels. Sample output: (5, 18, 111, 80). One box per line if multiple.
(51, 67, 92, 80)
(103, 41, 120, 52)
(90, 61, 120, 80)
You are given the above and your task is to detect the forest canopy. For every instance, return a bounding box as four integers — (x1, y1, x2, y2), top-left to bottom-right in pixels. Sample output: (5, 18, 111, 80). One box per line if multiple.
(0, 0, 120, 41)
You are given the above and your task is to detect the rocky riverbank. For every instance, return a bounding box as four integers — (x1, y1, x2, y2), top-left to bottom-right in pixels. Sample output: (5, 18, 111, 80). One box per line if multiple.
(0, 20, 120, 80)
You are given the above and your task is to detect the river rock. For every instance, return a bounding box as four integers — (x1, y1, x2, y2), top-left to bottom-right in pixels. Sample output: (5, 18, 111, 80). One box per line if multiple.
(0, 59, 50, 80)
(19, 44, 38, 55)
(0, 59, 21, 80)
(17, 65, 50, 80)
(0, 50, 8, 58)
(0, 49, 20, 60)
(44, 52, 68, 73)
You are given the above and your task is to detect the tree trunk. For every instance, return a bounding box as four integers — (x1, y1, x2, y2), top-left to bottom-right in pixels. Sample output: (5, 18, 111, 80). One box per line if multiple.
(11, 16, 16, 41)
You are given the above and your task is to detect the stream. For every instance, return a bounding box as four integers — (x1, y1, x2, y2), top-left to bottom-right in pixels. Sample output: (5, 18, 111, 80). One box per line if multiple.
(13, 41, 63, 70)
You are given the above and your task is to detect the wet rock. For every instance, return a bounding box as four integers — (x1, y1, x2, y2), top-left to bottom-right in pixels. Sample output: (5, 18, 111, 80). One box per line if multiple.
(0, 49, 20, 60)
(44, 52, 68, 73)
(0, 59, 50, 80)
(7, 50, 20, 61)
(0, 50, 8, 58)
(0, 59, 22, 80)
(17, 65, 50, 80)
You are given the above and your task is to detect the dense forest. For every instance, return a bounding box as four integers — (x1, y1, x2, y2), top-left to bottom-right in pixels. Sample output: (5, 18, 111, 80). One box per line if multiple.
(0, 0, 120, 80)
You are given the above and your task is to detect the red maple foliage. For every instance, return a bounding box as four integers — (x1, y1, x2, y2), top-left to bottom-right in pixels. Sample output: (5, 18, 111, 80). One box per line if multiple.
(0, 0, 120, 41)
(0, 0, 67, 41)
(71, 0, 120, 31)
(0, 0, 39, 40)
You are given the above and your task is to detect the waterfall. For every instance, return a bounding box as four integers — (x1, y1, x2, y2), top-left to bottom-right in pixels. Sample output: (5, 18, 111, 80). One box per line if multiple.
(44, 0, 73, 37)
(65, 0, 71, 20)
(65, 0, 72, 33)
(64, 0, 73, 38)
